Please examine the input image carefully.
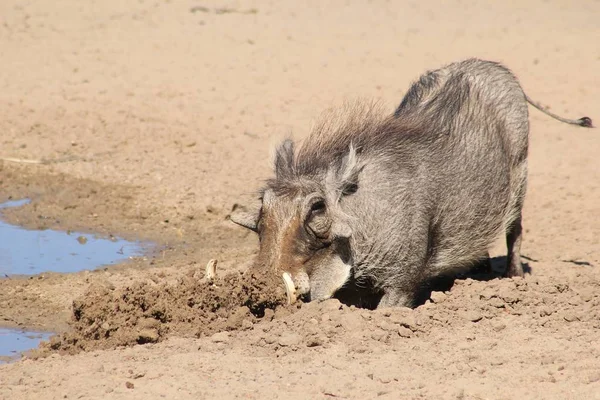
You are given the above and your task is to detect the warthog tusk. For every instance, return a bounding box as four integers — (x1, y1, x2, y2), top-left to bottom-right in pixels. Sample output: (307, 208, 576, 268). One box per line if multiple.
(282, 272, 297, 305)
(205, 259, 217, 282)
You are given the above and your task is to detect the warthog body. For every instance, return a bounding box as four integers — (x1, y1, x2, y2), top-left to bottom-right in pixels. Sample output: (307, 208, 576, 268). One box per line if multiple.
(231, 58, 592, 308)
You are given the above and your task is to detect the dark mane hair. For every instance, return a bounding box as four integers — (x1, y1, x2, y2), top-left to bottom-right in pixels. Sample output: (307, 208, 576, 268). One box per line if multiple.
(269, 100, 432, 189)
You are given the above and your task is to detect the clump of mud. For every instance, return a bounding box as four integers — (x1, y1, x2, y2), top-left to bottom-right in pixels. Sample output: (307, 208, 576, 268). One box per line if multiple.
(36, 268, 289, 356)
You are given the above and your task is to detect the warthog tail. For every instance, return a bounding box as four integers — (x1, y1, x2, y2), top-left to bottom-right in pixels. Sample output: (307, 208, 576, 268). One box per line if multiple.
(525, 94, 593, 128)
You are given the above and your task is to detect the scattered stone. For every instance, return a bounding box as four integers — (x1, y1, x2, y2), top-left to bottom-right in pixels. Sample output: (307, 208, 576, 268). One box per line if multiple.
(320, 299, 343, 312)
(125, 382, 134, 389)
(377, 373, 395, 384)
(430, 291, 447, 303)
(480, 288, 497, 300)
(568, 296, 582, 306)
(263, 335, 277, 345)
(562, 311, 579, 322)
(278, 333, 302, 347)
(139, 318, 160, 330)
(210, 331, 230, 343)
(579, 289, 595, 302)
(377, 320, 395, 331)
(262, 309, 275, 322)
(371, 329, 387, 341)
(539, 307, 553, 317)
(398, 326, 412, 338)
(498, 288, 519, 304)
(491, 320, 506, 332)
(306, 336, 325, 348)
(241, 319, 254, 330)
(138, 329, 159, 343)
(555, 283, 569, 293)
(488, 297, 505, 308)
(463, 310, 483, 322)
(587, 372, 600, 384)
(391, 312, 417, 331)
(542, 285, 558, 294)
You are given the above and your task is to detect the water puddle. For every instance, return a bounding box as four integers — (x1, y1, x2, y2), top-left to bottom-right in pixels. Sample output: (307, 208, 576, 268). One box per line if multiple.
(0, 198, 149, 360)
(0, 328, 52, 364)
(0, 198, 147, 276)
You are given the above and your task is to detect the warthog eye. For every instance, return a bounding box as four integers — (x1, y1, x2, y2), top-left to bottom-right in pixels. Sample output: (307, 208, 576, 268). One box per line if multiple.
(310, 200, 326, 214)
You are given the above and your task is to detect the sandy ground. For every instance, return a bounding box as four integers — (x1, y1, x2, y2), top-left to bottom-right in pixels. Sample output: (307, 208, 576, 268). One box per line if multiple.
(1, 0, 599, 399)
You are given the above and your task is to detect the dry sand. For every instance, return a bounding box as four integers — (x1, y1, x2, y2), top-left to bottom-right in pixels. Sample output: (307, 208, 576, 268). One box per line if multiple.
(1, 0, 599, 399)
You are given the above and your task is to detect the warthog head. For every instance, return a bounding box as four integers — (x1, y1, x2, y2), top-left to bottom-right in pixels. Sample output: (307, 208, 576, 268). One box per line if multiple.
(230, 138, 363, 303)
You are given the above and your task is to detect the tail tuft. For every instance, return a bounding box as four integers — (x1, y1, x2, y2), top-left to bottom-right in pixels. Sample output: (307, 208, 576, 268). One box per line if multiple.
(577, 117, 593, 128)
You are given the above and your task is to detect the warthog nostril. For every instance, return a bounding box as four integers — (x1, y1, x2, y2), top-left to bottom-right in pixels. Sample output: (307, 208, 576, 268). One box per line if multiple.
(298, 292, 311, 302)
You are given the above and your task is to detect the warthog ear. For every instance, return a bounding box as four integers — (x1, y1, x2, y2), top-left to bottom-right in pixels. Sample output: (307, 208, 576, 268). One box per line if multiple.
(229, 202, 260, 232)
(273, 139, 295, 179)
(327, 144, 363, 199)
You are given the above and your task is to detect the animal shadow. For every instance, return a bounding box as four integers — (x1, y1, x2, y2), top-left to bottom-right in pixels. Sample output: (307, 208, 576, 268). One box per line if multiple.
(333, 256, 532, 310)
(414, 256, 533, 306)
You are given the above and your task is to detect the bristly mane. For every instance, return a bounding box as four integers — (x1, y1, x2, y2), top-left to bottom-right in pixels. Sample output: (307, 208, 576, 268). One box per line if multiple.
(268, 100, 429, 192)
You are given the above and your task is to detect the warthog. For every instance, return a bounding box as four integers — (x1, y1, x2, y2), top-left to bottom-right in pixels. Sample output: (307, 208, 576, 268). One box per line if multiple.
(229, 58, 592, 308)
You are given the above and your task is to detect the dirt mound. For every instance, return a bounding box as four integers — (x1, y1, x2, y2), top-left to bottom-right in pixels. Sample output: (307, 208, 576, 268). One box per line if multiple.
(35, 263, 600, 359)
(35, 267, 289, 356)
(228, 271, 600, 356)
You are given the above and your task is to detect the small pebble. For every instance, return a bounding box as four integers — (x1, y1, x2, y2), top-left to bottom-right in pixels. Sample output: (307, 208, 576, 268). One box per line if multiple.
(464, 310, 483, 322)
(480, 288, 497, 300)
(391, 313, 417, 330)
(398, 326, 412, 338)
(241, 319, 254, 330)
(138, 329, 159, 343)
(262, 309, 275, 321)
(430, 291, 447, 303)
(498, 289, 518, 304)
(488, 297, 505, 308)
(278, 333, 302, 347)
(306, 336, 324, 348)
(263, 335, 277, 345)
(210, 331, 230, 343)
(377, 320, 395, 331)
(578, 289, 595, 302)
(539, 307, 553, 317)
(563, 311, 579, 322)
(371, 329, 387, 341)
(491, 320, 506, 332)
(587, 372, 600, 384)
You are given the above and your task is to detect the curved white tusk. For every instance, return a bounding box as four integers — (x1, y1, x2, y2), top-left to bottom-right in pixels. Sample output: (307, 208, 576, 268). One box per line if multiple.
(282, 272, 297, 305)
(205, 259, 217, 282)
